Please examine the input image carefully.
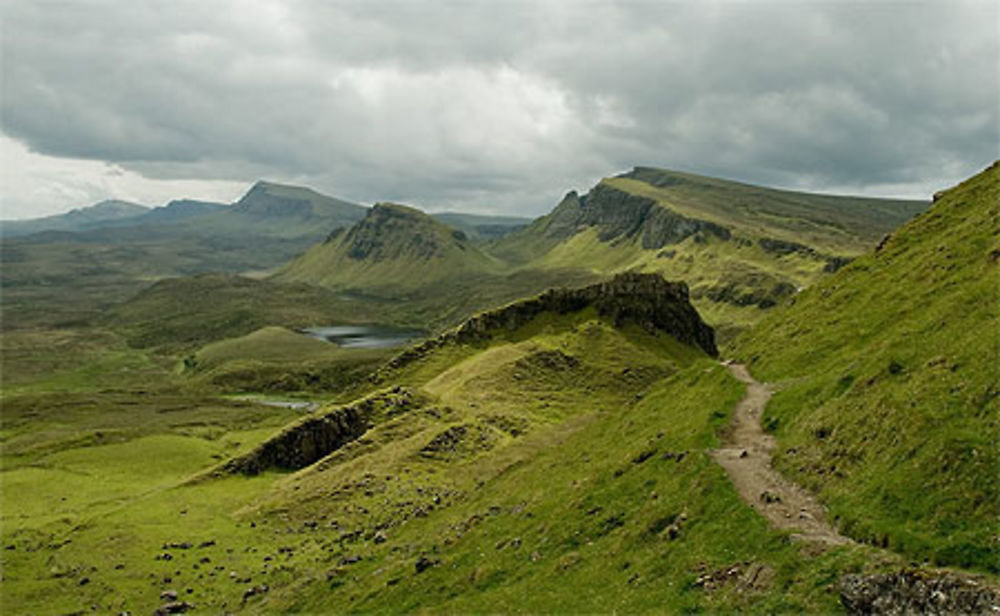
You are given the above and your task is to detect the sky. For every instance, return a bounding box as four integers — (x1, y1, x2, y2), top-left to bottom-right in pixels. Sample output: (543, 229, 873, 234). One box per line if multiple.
(1, 0, 997, 220)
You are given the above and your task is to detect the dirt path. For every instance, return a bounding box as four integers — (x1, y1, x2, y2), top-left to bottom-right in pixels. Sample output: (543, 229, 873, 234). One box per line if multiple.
(711, 362, 852, 546)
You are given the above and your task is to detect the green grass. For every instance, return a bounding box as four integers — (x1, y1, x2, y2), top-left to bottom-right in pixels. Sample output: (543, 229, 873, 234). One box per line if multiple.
(187, 326, 393, 394)
(733, 161, 1000, 572)
(609, 167, 927, 252)
(0, 269, 952, 613)
(104, 274, 386, 352)
(275, 202, 507, 293)
(260, 353, 881, 613)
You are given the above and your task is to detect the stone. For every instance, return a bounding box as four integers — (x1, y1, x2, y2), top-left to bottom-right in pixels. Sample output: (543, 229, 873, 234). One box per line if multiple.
(840, 569, 1000, 615)
(154, 601, 194, 615)
(415, 556, 438, 574)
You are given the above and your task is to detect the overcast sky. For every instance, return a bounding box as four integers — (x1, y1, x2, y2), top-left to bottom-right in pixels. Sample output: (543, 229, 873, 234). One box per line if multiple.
(2, 0, 997, 219)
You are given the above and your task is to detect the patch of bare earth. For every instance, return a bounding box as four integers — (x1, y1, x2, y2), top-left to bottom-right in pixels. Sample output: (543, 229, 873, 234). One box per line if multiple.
(710, 362, 851, 546)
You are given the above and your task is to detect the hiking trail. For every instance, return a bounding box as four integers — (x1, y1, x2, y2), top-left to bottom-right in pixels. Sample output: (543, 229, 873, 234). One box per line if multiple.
(711, 362, 852, 546)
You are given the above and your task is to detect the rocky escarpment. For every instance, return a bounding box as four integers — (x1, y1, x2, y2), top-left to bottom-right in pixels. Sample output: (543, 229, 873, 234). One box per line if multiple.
(757, 237, 853, 273)
(222, 387, 420, 475)
(379, 272, 717, 377)
(839, 570, 1000, 615)
(542, 184, 730, 249)
(331, 203, 467, 261)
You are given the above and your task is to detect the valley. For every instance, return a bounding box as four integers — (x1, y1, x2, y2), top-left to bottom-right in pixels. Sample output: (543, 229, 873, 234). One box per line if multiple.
(1, 163, 997, 614)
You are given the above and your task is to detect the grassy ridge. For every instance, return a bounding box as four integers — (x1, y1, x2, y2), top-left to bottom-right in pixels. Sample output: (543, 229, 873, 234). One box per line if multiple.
(276, 203, 506, 293)
(104, 274, 384, 351)
(733, 161, 1000, 571)
(611, 167, 926, 252)
(253, 320, 881, 613)
(187, 326, 393, 394)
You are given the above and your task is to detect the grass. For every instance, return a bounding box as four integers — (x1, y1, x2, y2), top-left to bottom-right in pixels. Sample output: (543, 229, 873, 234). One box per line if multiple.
(104, 274, 386, 352)
(275, 203, 508, 293)
(732, 161, 1000, 572)
(3, 295, 911, 613)
(609, 167, 927, 252)
(2, 164, 989, 613)
(259, 346, 883, 613)
(187, 326, 393, 394)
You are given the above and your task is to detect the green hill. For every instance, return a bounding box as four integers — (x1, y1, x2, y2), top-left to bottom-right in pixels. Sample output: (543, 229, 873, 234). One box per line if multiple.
(492, 167, 928, 343)
(1, 273, 888, 613)
(431, 212, 531, 240)
(1, 199, 150, 236)
(105, 274, 380, 351)
(199, 180, 367, 239)
(0, 183, 367, 331)
(275, 202, 505, 293)
(733, 161, 1000, 572)
(186, 325, 393, 394)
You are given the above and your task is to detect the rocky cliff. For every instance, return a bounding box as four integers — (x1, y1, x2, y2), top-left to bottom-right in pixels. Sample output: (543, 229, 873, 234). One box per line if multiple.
(541, 184, 730, 249)
(379, 272, 718, 377)
(222, 387, 420, 475)
(333, 203, 468, 261)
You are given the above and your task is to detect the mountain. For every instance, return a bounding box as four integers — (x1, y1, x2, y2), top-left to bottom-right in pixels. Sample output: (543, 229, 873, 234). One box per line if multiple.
(140, 199, 227, 223)
(493, 167, 928, 342)
(431, 212, 531, 240)
(275, 202, 504, 293)
(2, 181, 367, 242)
(194, 180, 367, 239)
(1, 183, 367, 330)
(1, 199, 149, 236)
(733, 161, 999, 572)
(18, 272, 948, 613)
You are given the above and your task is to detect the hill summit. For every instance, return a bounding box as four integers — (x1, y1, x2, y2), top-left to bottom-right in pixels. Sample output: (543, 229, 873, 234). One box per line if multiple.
(276, 202, 501, 292)
(1, 199, 149, 236)
(232, 180, 366, 219)
(335, 202, 470, 261)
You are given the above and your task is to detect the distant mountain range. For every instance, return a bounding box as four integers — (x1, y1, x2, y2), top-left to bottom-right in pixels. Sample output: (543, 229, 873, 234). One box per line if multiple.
(3, 167, 928, 339)
(272, 166, 927, 338)
(0, 181, 530, 241)
(0, 199, 151, 236)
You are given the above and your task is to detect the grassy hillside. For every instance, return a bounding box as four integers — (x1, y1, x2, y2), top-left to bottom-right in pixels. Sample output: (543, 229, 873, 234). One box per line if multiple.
(733, 161, 1000, 572)
(614, 167, 927, 252)
(484, 169, 928, 346)
(276, 203, 505, 293)
(1, 200, 149, 237)
(2, 273, 902, 614)
(105, 274, 382, 351)
(187, 326, 393, 394)
(431, 211, 531, 240)
(188, 180, 367, 240)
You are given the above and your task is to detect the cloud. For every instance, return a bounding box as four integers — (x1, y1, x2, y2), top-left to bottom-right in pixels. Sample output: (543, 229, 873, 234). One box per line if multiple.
(2, 0, 996, 217)
(0, 135, 246, 219)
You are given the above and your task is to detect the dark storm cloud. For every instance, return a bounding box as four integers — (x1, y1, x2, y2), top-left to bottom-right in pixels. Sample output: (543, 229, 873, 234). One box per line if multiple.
(2, 0, 997, 216)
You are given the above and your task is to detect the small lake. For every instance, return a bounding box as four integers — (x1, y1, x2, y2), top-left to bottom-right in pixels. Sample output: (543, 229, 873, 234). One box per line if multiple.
(299, 325, 426, 349)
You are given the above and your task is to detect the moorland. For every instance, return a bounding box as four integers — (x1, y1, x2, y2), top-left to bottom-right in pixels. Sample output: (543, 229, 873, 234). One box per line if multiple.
(1, 163, 997, 614)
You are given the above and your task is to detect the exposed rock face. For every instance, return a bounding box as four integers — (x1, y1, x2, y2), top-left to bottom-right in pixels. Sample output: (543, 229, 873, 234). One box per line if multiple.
(379, 272, 718, 377)
(839, 570, 1000, 615)
(758, 236, 853, 273)
(222, 387, 419, 475)
(543, 184, 730, 248)
(339, 203, 461, 261)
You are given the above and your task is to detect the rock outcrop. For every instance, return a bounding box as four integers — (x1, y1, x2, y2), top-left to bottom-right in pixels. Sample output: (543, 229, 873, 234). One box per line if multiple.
(379, 272, 718, 377)
(541, 184, 730, 249)
(338, 203, 465, 261)
(839, 570, 1000, 615)
(222, 387, 419, 475)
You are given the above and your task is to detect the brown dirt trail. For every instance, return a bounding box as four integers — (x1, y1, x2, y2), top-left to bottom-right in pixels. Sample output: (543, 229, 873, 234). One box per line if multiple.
(711, 362, 852, 546)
